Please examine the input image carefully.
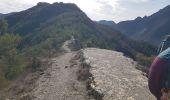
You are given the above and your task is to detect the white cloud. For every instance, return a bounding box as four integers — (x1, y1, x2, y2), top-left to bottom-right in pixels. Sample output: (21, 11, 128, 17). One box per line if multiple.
(131, 0, 150, 3)
(95, 0, 119, 13)
(0, 0, 33, 13)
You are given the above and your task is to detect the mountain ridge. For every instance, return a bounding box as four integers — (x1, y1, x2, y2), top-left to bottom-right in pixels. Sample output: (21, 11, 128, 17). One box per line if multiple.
(113, 5, 170, 45)
(6, 2, 83, 35)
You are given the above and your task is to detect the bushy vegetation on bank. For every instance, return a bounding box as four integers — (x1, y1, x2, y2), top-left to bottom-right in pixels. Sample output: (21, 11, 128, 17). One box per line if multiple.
(0, 20, 28, 88)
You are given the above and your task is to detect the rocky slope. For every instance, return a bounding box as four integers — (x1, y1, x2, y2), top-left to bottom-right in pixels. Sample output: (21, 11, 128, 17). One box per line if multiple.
(82, 48, 155, 100)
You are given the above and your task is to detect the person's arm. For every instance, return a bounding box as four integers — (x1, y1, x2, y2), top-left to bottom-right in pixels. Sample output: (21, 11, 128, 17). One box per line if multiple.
(148, 57, 167, 99)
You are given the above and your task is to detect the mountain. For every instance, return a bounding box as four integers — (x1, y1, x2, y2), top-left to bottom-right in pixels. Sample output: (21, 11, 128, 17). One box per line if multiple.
(0, 13, 3, 16)
(115, 5, 170, 45)
(98, 20, 116, 27)
(6, 2, 83, 35)
(0, 13, 5, 19)
(0, 13, 15, 19)
(3, 2, 155, 58)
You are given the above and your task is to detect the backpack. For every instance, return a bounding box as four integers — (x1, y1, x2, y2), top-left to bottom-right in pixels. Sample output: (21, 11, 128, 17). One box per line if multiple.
(158, 36, 170, 89)
(158, 47, 170, 89)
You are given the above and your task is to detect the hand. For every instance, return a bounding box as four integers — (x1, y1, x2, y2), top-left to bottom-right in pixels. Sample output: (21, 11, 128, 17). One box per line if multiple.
(161, 88, 170, 100)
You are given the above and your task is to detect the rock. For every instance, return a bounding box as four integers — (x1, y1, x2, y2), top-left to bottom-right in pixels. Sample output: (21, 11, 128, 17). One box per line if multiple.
(82, 48, 155, 100)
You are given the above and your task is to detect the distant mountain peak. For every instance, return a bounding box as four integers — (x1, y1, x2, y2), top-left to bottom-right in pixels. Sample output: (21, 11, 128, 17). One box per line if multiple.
(52, 2, 65, 5)
(51, 2, 80, 10)
(35, 2, 81, 13)
(36, 2, 78, 8)
(143, 16, 148, 19)
(135, 17, 142, 21)
(98, 20, 116, 26)
(37, 2, 50, 6)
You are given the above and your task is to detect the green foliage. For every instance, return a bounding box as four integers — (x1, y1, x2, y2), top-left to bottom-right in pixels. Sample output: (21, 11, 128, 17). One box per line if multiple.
(0, 19, 8, 34)
(136, 53, 155, 72)
(0, 34, 27, 87)
(128, 40, 157, 56)
(0, 34, 21, 56)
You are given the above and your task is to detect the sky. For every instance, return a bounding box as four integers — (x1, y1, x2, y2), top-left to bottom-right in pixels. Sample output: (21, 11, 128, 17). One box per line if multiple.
(0, 0, 170, 22)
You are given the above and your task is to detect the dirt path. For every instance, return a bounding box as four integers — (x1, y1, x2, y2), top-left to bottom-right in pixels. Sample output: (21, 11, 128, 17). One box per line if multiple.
(32, 41, 88, 100)
(62, 40, 72, 53)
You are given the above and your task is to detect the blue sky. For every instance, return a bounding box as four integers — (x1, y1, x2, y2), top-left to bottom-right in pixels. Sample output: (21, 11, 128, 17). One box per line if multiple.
(0, 0, 170, 22)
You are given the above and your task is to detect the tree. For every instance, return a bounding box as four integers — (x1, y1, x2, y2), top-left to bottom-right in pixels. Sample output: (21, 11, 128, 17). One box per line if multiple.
(0, 19, 8, 34)
(0, 34, 27, 82)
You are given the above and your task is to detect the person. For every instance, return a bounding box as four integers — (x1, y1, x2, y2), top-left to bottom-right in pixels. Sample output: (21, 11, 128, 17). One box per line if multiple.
(149, 35, 170, 100)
